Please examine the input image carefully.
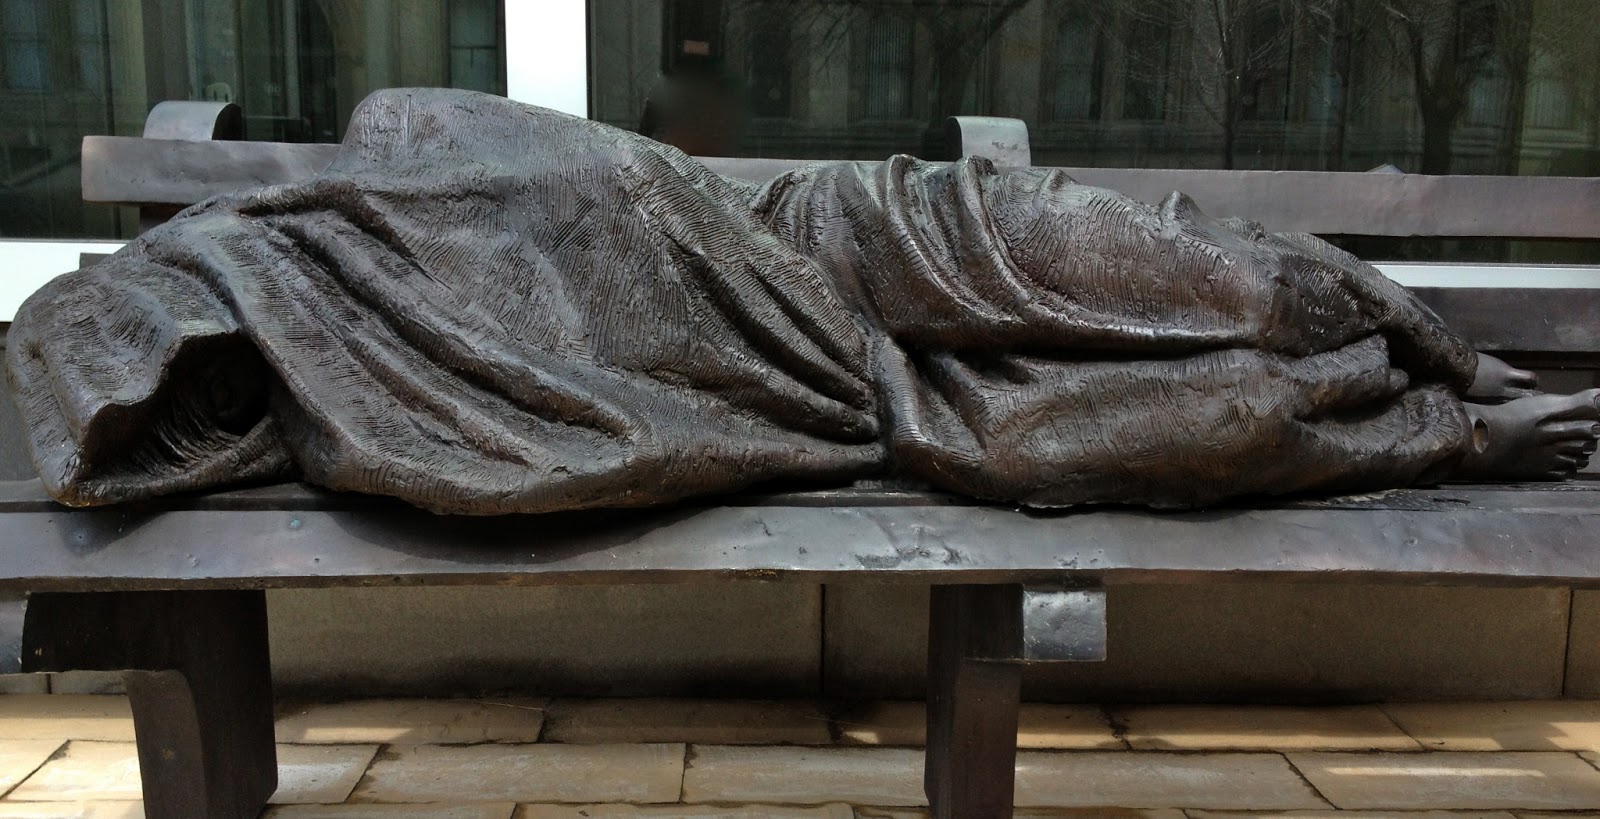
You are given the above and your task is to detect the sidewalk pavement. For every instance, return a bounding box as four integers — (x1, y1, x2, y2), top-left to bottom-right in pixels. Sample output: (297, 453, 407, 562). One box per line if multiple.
(1, 696, 1600, 816)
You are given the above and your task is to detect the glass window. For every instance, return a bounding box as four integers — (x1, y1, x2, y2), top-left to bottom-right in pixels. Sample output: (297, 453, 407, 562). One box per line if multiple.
(591, 0, 1600, 175)
(590, 0, 1600, 263)
(1526, 49, 1573, 129)
(1046, 11, 1101, 121)
(70, 0, 106, 94)
(858, 14, 915, 121)
(0, 0, 508, 239)
(745, 8, 793, 119)
(450, 0, 504, 95)
(1239, 5, 1291, 122)
(2, 0, 48, 92)
(1120, 12, 1169, 121)
(1303, 28, 1340, 124)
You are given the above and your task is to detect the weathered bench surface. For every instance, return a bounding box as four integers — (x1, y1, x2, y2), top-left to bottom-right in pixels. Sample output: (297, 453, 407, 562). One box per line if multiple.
(1, 478, 1595, 591)
(81, 135, 1600, 238)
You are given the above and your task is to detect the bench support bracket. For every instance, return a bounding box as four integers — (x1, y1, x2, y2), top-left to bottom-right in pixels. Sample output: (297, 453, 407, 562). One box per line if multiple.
(925, 583, 1106, 818)
(21, 590, 277, 819)
(925, 584, 1024, 819)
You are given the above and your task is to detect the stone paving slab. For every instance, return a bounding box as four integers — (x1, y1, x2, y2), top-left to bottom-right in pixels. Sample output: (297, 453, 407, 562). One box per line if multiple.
(273, 745, 383, 805)
(267, 804, 517, 818)
(853, 809, 1187, 818)
(1013, 751, 1326, 810)
(517, 805, 854, 818)
(682, 747, 1325, 810)
(276, 699, 547, 745)
(0, 803, 144, 818)
(541, 699, 830, 745)
(351, 744, 685, 804)
(1187, 811, 1518, 818)
(0, 679, 48, 697)
(682, 747, 923, 806)
(11, 698, 1600, 815)
(0, 698, 133, 743)
(4, 743, 138, 802)
(1112, 705, 1421, 751)
(834, 702, 1120, 749)
(0, 740, 64, 796)
(6, 742, 377, 804)
(1382, 701, 1600, 751)
(1288, 751, 1600, 810)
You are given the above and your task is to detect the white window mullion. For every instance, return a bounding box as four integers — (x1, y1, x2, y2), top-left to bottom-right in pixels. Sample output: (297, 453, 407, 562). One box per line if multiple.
(504, 0, 589, 117)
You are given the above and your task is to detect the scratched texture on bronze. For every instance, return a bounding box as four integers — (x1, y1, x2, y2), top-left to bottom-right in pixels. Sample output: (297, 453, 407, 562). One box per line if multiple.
(6, 89, 1479, 514)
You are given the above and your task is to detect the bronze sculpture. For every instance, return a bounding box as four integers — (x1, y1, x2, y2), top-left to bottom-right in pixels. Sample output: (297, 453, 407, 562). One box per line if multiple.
(8, 89, 1598, 514)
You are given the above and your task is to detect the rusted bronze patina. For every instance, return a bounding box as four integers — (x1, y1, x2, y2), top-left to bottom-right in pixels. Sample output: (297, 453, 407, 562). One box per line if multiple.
(8, 89, 1596, 513)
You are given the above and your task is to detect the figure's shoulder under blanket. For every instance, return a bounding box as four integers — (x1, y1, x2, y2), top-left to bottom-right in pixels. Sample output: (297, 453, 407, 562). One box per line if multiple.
(8, 89, 883, 514)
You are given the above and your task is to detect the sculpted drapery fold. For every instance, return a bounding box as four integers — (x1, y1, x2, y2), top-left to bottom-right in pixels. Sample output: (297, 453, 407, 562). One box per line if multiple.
(7, 90, 1476, 513)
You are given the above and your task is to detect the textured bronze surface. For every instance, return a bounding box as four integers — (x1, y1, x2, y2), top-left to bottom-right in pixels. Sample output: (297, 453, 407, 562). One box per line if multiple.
(17, 89, 1484, 514)
(0, 478, 1594, 590)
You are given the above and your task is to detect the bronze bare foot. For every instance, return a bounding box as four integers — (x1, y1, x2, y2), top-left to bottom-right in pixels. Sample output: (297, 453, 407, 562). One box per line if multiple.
(1466, 352, 1540, 404)
(1457, 389, 1600, 481)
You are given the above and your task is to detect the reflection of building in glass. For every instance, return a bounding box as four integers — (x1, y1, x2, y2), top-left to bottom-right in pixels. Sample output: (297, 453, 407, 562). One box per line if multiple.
(8, 0, 1600, 241)
(590, 0, 1600, 180)
(0, 0, 505, 239)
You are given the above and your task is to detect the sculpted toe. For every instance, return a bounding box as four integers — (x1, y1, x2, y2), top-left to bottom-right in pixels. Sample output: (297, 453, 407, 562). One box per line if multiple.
(1535, 420, 1600, 442)
(1573, 388, 1600, 417)
(1538, 390, 1600, 422)
(1469, 354, 1544, 403)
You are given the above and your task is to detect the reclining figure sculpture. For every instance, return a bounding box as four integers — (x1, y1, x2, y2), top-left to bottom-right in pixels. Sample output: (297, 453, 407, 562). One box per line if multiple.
(9, 89, 1598, 514)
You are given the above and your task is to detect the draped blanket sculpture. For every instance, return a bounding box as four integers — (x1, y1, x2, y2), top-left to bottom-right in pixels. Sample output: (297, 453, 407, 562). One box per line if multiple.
(9, 89, 1593, 514)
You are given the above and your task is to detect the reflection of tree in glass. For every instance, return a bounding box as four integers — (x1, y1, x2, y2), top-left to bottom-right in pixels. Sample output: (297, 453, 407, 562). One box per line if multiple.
(1104, 0, 1296, 169)
(1373, 0, 1531, 174)
(1334, 0, 1595, 174)
(722, 0, 1598, 175)
(1103, 0, 1592, 174)
(724, 0, 1035, 155)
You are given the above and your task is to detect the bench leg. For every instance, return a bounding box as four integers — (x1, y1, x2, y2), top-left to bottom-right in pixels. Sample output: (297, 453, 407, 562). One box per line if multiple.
(22, 590, 277, 819)
(925, 584, 1023, 819)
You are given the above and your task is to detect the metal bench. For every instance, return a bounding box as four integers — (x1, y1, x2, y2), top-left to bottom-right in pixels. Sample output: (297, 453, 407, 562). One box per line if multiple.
(0, 100, 1594, 819)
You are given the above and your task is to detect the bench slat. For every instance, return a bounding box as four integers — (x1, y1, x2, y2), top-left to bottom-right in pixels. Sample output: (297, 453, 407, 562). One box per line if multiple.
(81, 136, 338, 206)
(1, 480, 1595, 590)
(82, 136, 1600, 239)
(2, 479, 1589, 514)
(1412, 287, 1600, 355)
(1057, 166, 1600, 239)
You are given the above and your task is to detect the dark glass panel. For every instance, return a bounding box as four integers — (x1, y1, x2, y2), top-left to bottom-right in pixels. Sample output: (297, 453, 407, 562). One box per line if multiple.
(591, 0, 1600, 261)
(0, 0, 507, 239)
